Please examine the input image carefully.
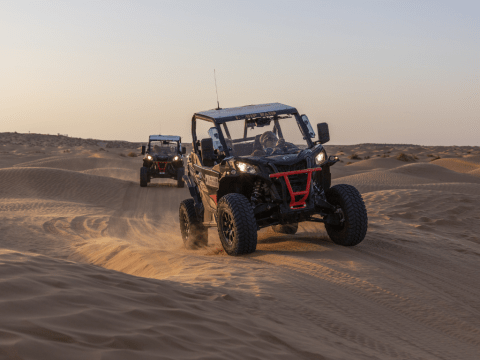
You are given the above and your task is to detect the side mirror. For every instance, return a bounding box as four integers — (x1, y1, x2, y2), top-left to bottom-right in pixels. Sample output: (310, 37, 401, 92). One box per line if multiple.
(182, 147, 186, 155)
(317, 123, 330, 144)
(301, 115, 316, 138)
(141, 145, 146, 155)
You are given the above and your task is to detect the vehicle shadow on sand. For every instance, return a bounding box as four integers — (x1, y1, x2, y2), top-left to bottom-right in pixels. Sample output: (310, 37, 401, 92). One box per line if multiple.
(145, 182, 179, 188)
(245, 230, 335, 258)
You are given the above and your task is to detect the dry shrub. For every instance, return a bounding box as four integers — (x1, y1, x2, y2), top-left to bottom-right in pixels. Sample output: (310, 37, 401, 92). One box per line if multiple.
(381, 153, 390, 158)
(348, 153, 361, 160)
(429, 155, 440, 161)
(63, 149, 71, 153)
(127, 152, 137, 157)
(119, 153, 126, 157)
(396, 153, 416, 162)
(346, 161, 353, 165)
(364, 155, 370, 160)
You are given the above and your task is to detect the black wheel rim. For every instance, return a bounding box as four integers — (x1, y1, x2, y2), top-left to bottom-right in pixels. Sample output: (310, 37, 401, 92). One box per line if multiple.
(181, 211, 190, 239)
(329, 205, 346, 231)
(221, 212, 235, 245)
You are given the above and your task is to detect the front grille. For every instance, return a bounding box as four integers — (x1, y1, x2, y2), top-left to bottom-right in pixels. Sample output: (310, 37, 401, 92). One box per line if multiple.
(275, 161, 308, 192)
(288, 174, 308, 192)
(275, 160, 307, 173)
(156, 162, 167, 171)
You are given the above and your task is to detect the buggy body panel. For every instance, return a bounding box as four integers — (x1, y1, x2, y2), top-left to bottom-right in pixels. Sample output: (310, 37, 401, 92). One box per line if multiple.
(185, 103, 337, 227)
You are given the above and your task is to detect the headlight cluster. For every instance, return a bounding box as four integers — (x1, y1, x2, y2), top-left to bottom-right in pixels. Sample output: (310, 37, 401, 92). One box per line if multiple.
(173, 156, 179, 161)
(147, 155, 153, 160)
(315, 150, 327, 165)
(236, 162, 257, 174)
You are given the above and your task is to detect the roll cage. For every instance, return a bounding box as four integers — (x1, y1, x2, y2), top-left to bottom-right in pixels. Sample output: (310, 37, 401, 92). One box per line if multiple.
(191, 103, 316, 163)
(147, 140, 179, 155)
(146, 135, 182, 155)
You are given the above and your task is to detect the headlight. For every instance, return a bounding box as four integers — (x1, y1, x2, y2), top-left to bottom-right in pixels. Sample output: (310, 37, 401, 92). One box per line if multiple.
(236, 162, 257, 174)
(147, 155, 153, 160)
(173, 156, 179, 161)
(315, 150, 327, 165)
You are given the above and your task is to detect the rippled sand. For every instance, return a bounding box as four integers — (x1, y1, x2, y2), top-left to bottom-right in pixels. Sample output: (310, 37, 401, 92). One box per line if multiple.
(1, 134, 479, 359)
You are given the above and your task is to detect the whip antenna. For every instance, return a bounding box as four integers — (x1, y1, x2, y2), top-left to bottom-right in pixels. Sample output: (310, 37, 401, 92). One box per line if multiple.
(214, 69, 221, 110)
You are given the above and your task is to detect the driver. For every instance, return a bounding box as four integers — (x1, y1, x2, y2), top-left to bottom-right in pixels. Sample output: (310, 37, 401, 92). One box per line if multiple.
(271, 137, 297, 154)
(250, 131, 298, 156)
(259, 131, 278, 149)
(261, 130, 297, 155)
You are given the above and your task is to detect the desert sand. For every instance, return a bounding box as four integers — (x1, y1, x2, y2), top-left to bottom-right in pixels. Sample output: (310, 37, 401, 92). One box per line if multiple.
(1, 132, 479, 359)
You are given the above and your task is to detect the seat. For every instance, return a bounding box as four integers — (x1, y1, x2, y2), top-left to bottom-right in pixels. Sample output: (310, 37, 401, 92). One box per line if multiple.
(201, 138, 217, 167)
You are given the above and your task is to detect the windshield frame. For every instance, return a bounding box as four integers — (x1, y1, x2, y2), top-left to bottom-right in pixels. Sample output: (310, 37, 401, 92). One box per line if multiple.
(148, 140, 179, 156)
(192, 112, 314, 158)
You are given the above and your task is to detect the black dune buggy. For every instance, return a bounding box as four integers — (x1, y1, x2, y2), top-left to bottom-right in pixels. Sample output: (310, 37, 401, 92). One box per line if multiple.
(179, 103, 368, 255)
(140, 135, 186, 188)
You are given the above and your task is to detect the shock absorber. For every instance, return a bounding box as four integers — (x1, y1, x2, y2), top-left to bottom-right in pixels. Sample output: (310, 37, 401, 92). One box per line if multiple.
(313, 182, 324, 198)
(251, 180, 262, 204)
(313, 182, 335, 211)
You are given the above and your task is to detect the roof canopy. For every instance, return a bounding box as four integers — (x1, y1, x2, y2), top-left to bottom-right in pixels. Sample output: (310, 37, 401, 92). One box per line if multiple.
(149, 135, 181, 142)
(195, 103, 297, 123)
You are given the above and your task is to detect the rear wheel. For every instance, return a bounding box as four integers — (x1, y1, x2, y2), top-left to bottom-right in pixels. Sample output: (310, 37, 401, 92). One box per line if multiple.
(179, 199, 208, 249)
(217, 193, 257, 256)
(272, 223, 298, 235)
(324, 184, 368, 246)
(177, 167, 185, 188)
(140, 167, 148, 187)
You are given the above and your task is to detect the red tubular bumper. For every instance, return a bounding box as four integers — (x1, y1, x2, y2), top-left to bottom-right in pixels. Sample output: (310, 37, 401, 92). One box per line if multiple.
(269, 168, 322, 209)
(156, 161, 167, 173)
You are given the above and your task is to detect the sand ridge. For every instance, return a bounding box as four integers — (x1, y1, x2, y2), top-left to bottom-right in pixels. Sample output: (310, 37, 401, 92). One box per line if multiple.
(1, 134, 480, 359)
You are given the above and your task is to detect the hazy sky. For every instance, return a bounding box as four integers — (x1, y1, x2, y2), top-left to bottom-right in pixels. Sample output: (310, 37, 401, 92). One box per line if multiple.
(1, 1, 479, 145)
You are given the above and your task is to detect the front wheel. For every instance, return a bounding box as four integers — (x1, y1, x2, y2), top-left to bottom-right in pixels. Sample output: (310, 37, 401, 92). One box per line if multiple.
(324, 184, 368, 246)
(140, 167, 148, 187)
(179, 199, 208, 249)
(217, 193, 257, 256)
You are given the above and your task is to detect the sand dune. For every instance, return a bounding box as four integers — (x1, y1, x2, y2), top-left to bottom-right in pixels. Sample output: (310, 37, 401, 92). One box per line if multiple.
(1, 135, 480, 359)
(15, 155, 139, 172)
(339, 157, 401, 170)
(0, 167, 128, 206)
(3, 249, 343, 360)
(432, 158, 480, 173)
(333, 162, 480, 196)
(81, 168, 139, 182)
(469, 168, 480, 177)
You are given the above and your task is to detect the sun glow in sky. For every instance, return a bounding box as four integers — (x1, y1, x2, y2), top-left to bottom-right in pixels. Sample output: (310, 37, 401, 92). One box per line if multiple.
(1, 1, 479, 145)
